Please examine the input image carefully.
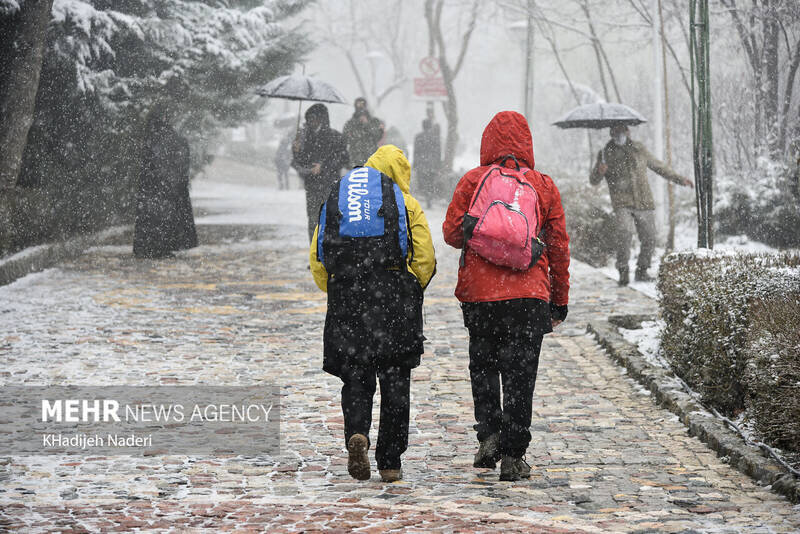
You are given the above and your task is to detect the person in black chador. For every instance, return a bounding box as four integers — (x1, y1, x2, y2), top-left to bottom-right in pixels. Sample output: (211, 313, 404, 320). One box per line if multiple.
(133, 107, 198, 259)
(292, 103, 350, 242)
(413, 118, 441, 208)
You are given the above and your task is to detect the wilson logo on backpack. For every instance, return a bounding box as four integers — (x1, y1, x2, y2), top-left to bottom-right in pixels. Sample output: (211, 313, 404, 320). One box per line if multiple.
(462, 154, 545, 270)
(345, 167, 371, 222)
(318, 167, 409, 275)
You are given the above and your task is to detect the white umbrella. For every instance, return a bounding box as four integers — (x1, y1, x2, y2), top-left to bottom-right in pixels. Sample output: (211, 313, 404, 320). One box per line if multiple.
(257, 74, 347, 131)
(257, 75, 347, 104)
(552, 102, 647, 129)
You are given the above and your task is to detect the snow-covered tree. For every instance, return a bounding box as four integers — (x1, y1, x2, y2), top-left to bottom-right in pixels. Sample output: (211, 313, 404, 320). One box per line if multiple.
(2, 0, 312, 250)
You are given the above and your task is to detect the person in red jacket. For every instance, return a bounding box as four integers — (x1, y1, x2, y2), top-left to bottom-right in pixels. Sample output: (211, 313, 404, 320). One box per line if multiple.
(443, 111, 570, 481)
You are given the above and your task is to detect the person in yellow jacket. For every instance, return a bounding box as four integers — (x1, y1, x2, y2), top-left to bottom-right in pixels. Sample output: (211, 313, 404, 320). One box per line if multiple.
(310, 144, 436, 483)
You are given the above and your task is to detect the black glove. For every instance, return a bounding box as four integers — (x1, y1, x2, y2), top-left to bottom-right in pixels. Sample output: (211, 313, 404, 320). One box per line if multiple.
(550, 303, 568, 322)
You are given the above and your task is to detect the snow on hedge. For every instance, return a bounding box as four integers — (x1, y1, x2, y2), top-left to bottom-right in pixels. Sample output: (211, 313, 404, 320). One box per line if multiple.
(658, 250, 800, 461)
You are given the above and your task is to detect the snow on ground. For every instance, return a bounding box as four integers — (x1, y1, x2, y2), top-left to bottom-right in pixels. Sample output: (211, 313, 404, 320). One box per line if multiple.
(596, 222, 787, 300)
(618, 320, 664, 367)
(191, 177, 307, 227)
(0, 245, 48, 267)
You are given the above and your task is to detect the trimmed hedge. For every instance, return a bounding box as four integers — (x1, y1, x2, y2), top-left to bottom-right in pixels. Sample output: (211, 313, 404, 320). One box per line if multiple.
(658, 251, 800, 457)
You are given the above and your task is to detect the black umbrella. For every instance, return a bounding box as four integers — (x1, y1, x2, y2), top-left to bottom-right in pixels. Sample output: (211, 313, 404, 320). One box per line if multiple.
(553, 102, 647, 129)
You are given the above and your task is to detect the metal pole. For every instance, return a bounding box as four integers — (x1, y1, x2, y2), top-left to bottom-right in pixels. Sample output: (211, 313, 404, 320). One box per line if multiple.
(659, 0, 676, 251)
(690, 0, 714, 249)
(524, 0, 535, 121)
(652, 0, 665, 239)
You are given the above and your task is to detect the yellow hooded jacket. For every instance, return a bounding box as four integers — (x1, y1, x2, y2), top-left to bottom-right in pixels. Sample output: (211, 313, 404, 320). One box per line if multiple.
(309, 144, 436, 292)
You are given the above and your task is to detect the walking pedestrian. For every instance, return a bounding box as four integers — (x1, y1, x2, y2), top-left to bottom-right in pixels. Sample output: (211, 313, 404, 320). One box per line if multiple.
(274, 128, 294, 190)
(590, 124, 693, 285)
(342, 97, 383, 167)
(443, 111, 570, 481)
(134, 105, 198, 259)
(292, 103, 349, 242)
(310, 144, 436, 482)
(378, 119, 408, 155)
(413, 118, 441, 208)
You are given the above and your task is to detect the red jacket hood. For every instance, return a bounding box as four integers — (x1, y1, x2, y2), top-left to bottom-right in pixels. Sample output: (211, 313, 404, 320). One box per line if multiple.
(480, 111, 535, 169)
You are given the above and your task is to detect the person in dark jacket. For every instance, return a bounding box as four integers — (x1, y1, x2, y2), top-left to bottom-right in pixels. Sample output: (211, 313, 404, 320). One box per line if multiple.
(310, 145, 436, 483)
(443, 111, 570, 481)
(133, 108, 198, 259)
(342, 97, 383, 167)
(413, 118, 441, 208)
(292, 104, 350, 242)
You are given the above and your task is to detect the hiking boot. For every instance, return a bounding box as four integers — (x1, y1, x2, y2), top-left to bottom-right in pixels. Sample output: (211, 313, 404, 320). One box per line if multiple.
(634, 268, 654, 282)
(499, 455, 531, 481)
(618, 269, 629, 286)
(347, 434, 370, 480)
(473, 432, 501, 468)
(379, 468, 402, 482)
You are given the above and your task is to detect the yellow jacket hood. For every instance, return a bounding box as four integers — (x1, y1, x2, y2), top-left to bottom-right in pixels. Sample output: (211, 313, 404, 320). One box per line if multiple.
(365, 144, 411, 194)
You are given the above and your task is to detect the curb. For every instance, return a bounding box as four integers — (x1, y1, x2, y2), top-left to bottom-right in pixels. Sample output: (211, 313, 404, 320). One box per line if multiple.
(0, 226, 130, 287)
(587, 319, 800, 505)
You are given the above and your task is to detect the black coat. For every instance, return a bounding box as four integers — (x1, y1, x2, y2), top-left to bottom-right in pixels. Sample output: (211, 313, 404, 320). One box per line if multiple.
(292, 120, 349, 202)
(133, 121, 198, 258)
(413, 128, 441, 196)
(323, 268, 424, 377)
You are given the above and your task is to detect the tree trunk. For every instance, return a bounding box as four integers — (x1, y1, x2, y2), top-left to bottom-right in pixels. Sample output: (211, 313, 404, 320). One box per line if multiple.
(424, 0, 478, 172)
(0, 0, 54, 191)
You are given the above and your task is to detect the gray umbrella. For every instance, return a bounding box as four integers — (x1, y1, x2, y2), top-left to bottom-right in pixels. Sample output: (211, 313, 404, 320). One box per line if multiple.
(257, 74, 347, 104)
(552, 102, 647, 129)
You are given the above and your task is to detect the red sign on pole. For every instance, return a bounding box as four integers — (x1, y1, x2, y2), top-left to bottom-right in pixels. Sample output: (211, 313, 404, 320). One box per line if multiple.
(414, 56, 447, 100)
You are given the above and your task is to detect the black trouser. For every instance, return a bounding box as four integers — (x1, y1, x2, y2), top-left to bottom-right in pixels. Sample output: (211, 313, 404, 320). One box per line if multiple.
(341, 365, 411, 470)
(463, 299, 548, 458)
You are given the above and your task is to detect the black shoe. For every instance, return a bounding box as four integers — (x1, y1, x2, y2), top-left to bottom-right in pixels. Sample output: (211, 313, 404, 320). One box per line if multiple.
(499, 455, 531, 481)
(379, 468, 402, 482)
(618, 269, 629, 286)
(634, 268, 654, 282)
(347, 434, 370, 480)
(473, 433, 500, 468)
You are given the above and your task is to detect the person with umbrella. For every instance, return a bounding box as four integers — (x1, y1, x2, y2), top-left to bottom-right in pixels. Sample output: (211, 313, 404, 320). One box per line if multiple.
(554, 102, 693, 285)
(257, 74, 350, 241)
(590, 124, 693, 285)
(292, 104, 349, 242)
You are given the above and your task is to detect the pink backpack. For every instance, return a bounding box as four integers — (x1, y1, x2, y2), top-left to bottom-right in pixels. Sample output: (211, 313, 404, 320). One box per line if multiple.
(462, 155, 545, 270)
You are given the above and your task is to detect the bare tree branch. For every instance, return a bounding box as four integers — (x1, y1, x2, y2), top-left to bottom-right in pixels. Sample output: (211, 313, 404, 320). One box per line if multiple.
(452, 0, 480, 79)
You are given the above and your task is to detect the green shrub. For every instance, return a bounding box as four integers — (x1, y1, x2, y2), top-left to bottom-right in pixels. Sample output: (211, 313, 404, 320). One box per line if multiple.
(658, 251, 800, 455)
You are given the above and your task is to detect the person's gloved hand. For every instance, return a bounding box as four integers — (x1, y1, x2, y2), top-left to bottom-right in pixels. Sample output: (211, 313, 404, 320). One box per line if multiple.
(550, 303, 568, 327)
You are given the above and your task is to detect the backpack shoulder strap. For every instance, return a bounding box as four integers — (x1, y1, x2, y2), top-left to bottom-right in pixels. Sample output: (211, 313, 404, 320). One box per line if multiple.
(320, 178, 343, 268)
(379, 175, 406, 268)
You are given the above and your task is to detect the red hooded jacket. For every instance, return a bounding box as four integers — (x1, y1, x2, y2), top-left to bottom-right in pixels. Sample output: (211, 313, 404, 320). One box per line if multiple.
(442, 111, 570, 305)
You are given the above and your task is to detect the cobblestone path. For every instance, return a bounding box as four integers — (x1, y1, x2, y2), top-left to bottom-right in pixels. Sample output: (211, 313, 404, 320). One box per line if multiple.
(1, 180, 798, 532)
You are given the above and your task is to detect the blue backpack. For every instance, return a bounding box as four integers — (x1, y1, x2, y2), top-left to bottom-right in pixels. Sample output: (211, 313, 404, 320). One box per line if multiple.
(318, 166, 411, 278)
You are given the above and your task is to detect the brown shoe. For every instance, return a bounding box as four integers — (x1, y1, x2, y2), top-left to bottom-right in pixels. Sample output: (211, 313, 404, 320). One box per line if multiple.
(347, 434, 370, 480)
(379, 468, 402, 482)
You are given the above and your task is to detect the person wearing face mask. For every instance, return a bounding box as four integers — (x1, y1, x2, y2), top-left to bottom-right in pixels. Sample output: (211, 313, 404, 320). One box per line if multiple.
(590, 124, 693, 285)
(292, 103, 350, 242)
